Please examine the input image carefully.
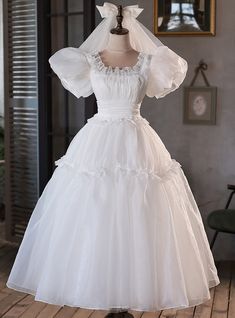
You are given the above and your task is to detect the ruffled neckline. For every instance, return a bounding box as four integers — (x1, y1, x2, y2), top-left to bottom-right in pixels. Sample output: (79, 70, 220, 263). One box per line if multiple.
(88, 50, 145, 74)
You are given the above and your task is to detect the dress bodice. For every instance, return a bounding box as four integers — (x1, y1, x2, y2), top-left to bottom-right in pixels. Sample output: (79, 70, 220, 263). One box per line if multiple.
(48, 46, 188, 118)
(85, 51, 152, 119)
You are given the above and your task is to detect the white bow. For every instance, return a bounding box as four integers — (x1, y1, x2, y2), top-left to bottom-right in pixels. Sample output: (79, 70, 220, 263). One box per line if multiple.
(96, 2, 143, 19)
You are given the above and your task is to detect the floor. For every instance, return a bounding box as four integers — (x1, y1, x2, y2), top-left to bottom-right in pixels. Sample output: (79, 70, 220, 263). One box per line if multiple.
(0, 222, 234, 318)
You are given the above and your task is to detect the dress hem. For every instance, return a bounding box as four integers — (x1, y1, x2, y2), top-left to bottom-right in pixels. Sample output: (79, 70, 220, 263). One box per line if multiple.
(6, 278, 220, 312)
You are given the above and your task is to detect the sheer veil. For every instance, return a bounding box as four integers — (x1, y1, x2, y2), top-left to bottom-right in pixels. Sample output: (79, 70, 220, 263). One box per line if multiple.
(78, 2, 165, 55)
(48, 2, 188, 100)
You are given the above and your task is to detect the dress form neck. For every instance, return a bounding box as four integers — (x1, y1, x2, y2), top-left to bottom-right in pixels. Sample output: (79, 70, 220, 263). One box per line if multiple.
(99, 33, 139, 68)
(106, 33, 133, 52)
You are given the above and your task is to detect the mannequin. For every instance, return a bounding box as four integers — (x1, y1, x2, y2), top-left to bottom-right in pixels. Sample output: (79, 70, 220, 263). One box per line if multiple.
(99, 5, 139, 69)
(99, 33, 139, 68)
(103, 7, 136, 318)
(100, 6, 138, 318)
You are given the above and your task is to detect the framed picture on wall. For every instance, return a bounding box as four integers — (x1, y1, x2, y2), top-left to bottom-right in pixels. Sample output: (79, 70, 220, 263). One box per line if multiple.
(154, 0, 216, 36)
(183, 86, 217, 125)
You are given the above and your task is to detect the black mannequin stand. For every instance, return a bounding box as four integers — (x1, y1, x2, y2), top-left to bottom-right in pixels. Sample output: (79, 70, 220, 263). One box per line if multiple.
(104, 309, 134, 318)
(104, 6, 134, 318)
(110, 5, 129, 35)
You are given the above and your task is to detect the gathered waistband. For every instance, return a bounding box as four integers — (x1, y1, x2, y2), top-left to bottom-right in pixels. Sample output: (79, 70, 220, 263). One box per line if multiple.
(96, 99, 142, 118)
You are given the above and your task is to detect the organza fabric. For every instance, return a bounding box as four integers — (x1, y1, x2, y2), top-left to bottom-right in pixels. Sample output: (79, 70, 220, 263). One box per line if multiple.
(78, 2, 165, 55)
(6, 43, 220, 311)
(48, 45, 188, 100)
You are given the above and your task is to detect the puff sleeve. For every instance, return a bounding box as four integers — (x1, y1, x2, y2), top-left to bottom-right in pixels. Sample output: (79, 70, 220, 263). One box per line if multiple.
(146, 46, 188, 99)
(48, 47, 93, 99)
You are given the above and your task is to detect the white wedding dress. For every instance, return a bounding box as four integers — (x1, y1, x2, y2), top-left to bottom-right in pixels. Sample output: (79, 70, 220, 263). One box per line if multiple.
(6, 45, 220, 311)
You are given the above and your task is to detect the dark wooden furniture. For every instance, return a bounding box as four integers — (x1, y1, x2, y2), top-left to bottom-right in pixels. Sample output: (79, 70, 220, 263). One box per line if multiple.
(207, 184, 235, 249)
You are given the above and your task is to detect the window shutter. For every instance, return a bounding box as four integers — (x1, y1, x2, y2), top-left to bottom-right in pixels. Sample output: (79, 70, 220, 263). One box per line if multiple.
(4, 0, 96, 242)
(4, 0, 39, 242)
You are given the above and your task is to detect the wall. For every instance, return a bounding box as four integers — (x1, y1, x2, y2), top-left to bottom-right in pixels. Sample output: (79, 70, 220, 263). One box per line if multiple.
(0, 0, 4, 126)
(96, 0, 235, 261)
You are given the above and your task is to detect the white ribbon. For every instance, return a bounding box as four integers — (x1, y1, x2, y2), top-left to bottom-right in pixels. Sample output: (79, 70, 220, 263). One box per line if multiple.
(96, 2, 144, 19)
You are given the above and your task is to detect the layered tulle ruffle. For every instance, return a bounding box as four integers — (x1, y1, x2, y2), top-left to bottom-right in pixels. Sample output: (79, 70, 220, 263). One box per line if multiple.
(6, 114, 220, 311)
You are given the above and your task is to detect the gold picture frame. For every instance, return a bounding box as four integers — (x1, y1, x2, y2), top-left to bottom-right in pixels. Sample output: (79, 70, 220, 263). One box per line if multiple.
(154, 0, 216, 36)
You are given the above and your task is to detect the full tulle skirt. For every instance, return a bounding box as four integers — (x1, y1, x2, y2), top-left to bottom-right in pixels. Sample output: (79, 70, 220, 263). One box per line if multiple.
(6, 113, 220, 311)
